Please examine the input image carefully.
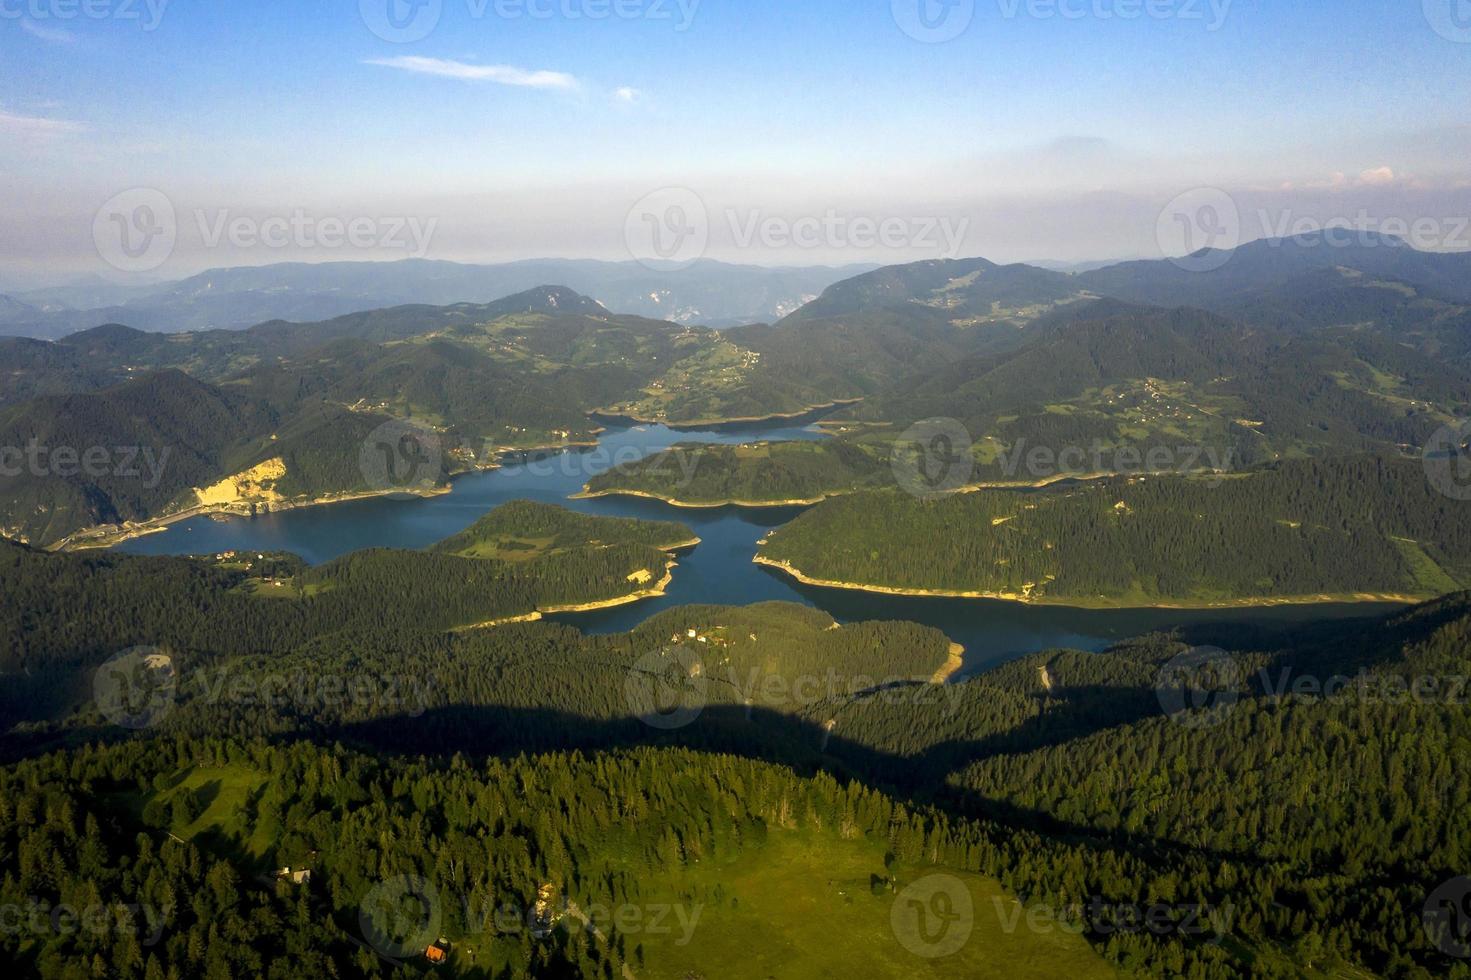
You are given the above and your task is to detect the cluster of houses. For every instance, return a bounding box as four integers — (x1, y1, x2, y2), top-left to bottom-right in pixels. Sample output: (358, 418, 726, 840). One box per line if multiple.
(670, 627, 738, 649)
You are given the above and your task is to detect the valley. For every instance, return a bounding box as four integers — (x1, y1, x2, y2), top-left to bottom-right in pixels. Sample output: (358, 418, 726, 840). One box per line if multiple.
(10, 10, 1471, 977)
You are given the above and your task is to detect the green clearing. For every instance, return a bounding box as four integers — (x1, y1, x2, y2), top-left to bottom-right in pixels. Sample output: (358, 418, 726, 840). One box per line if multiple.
(138, 766, 1113, 978)
(1389, 536, 1461, 595)
(612, 833, 1116, 980)
(134, 764, 276, 864)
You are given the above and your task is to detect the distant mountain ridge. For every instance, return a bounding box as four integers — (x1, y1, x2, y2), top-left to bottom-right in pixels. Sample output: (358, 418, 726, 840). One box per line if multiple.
(0, 294, 37, 319)
(774, 232, 1471, 330)
(0, 258, 871, 339)
(1074, 231, 1471, 309)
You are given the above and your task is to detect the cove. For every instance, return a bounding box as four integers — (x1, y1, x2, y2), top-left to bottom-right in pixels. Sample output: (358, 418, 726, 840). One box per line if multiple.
(117, 422, 1403, 674)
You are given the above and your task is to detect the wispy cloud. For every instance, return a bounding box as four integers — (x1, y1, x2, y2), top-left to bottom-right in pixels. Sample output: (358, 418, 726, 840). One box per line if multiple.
(0, 109, 84, 136)
(20, 20, 78, 43)
(1358, 166, 1396, 186)
(366, 56, 579, 91)
(1292, 166, 1400, 191)
(613, 87, 642, 104)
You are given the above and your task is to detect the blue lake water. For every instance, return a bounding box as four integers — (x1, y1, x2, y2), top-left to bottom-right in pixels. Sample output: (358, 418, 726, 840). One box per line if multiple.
(119, 422, 1400, 673)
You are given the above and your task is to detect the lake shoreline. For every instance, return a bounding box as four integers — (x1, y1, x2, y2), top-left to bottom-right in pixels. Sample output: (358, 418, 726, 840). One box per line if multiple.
(571, 468, 1196, 512)
(540, 563, 678, 614)
(571, 487, 836, 509)
(932, 643, 966, 684)
(752, 555, 1425, 611)
(51, 485, 455, 553)
(586, 398, 863, 432)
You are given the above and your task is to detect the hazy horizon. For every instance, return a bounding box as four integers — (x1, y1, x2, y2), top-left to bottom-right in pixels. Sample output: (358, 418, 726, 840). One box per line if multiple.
(4, 0, 1471, 283)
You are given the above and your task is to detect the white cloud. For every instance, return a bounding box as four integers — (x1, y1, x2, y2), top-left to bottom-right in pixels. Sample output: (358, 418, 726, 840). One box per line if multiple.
(1303, 167, 1399, 191)
(366, 56, 578, 91)
(20, 20, 78, 43)
(613, 87, 642, 104)
(0, 109, 84, 136)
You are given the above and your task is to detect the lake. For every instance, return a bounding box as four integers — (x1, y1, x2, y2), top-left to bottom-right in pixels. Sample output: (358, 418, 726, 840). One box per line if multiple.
(118, 422, 1402, 673)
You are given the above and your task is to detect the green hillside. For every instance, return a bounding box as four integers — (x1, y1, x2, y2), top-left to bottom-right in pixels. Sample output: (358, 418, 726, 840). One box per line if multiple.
(580, 439, 893, 505)
(432, 499, 697, 558)
(757, 456, 1471, 605)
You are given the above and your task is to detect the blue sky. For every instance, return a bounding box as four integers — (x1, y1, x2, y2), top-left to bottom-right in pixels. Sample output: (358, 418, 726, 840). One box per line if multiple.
(2, 0, 1470, 281)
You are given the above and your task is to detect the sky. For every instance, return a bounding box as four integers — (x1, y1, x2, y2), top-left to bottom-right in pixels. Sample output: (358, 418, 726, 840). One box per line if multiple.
(1, 0, 1470, 285)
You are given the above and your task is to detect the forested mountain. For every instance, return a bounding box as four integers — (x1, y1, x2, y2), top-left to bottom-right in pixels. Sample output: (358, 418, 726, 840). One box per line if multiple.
(588, 295, 1469, 507)
(613, 238, 1471, 509)
(780, 256, 1088, 326)
(758, 456, 1471, 605)
(0, 366, 448, 548)
(0, 371, 291, 546)
(864, 302, 1471, 465)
